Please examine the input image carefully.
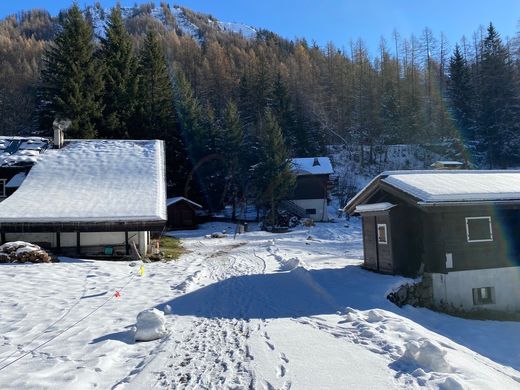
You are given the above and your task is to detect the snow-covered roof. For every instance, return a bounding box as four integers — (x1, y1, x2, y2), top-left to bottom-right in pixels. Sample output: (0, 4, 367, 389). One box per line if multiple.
(0, 137, 50, 167)
(167, 196, 202, 209)
(5, 172, 26, 188)
(0, 140, 166, 223)
(355, 202, 396, 213)
(291, 157, 333, 175)
(382, 171, 520, 203)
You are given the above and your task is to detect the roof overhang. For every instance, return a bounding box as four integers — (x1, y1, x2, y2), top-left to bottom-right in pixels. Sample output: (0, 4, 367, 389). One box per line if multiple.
(0, 220, 165, 233)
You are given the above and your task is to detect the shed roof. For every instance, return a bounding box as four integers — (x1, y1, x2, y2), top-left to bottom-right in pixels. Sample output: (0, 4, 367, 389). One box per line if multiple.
(167, 196, 202, 209)
(291, 157, 333, 175)
(0, 137, 50, 167)
(345, 170, 520, 214)
(355, 202, 396, 213)
(5, 172, 26, 188)
(0, 140, 166, 223)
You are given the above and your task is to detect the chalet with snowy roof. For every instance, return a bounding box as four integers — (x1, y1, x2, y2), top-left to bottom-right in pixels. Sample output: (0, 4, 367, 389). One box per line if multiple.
(167, 196, 202, 230)
(0, 135, 166, 257)
(284, 157, 334, 222)
(345, 170, 520, 313)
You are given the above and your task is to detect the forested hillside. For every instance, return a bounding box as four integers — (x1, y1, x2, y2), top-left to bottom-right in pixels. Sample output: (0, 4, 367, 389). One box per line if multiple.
(0, 2, 519, 211)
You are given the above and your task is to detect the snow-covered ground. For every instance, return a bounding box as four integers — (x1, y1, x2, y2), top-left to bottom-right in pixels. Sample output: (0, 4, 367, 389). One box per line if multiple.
(0, 220, 519, 389)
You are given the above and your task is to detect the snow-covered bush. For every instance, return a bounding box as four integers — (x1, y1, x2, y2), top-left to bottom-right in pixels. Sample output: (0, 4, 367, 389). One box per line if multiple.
(0, 241, 52, 263)
(134, 308, 168, 342)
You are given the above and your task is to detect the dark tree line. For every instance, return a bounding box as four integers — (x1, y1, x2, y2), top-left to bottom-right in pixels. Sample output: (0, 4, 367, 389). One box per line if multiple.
(1, 3, 520, 211)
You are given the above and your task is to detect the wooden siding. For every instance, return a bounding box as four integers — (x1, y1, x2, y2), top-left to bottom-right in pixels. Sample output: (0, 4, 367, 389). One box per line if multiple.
(291, 175, 329, 200)
(362, 216, 378, 271)
(167, 201, 198, 230)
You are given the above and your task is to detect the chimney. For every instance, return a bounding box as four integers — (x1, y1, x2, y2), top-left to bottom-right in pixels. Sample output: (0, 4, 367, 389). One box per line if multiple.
(52, 118, 71, 149)
(313, 157, 320, 166)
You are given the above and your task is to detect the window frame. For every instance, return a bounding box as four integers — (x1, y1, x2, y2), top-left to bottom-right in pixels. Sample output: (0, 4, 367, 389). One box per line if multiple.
(472, 286, 495, 305)
(465, 216, 493, 243)
(377, 223, 388, 245)
(305, 208, 317, 215)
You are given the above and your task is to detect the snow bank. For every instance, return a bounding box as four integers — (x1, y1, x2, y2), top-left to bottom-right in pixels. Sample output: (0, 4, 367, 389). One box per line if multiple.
(400, 339, 453, 373)
(134, 309, 168, 342)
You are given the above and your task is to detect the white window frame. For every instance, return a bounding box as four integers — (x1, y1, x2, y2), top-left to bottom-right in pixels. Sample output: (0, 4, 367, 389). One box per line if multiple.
(0, 179, 5, 197)
(465, 216, 493, 243)
(377, 223, 388, 245)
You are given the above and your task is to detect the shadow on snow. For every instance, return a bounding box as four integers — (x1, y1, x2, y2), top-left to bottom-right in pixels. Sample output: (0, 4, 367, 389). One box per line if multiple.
(161, 264, 520, 371)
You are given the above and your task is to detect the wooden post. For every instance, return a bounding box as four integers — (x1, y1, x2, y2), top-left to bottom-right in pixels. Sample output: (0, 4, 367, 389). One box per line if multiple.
(56, 232, 61, 252)
(76, 232, 81, 255)
(125, 231, 130, 256)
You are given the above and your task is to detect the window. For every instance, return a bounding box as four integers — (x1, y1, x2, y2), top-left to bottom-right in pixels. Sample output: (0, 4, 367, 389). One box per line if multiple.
(472, 287, 495, 305)
(445, 253, 453, 269)
(305, 208, 316, 215)
(0, 179, 5, 197)
(377, 223, 388, 244)
(465, 216, 493, 242)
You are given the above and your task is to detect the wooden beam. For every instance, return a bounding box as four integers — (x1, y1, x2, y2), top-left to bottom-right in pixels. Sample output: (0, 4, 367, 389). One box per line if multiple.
(76, 232, 81, 255)
(125, 231, 130, 256)
(1, 232, 5, 244)
(56, 232, 61, 251)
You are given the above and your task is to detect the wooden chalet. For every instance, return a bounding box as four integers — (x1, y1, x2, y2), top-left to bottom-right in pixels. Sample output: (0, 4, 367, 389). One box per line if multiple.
(0, 137, 166, 258)
(285, 157, 334, 221)
(167, 197, 202, 230)
(345, 170, 520, 313)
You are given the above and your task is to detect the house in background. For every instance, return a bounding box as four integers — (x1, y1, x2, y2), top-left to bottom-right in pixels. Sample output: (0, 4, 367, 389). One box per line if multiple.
(345, 170, 520, 314)
(167, 196, 202, 230)
(284, 157, 334, 222)
(0, 137, 50, 200)
(0, 136, 166, 257)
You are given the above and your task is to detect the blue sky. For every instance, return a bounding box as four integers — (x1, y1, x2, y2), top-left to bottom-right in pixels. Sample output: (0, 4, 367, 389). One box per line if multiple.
(2, 1, 519, 55)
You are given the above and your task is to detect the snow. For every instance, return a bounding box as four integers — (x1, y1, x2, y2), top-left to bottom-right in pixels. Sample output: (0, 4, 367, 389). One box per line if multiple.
(0, 220, 519, 389)
(134, 309, 167, 342)
(0, 137, 49, 167)
(0, 140, 166, 223)
(217, 21, 257, 38)
(355, 202, 396, 213)
(291, 157, 334, 175)
(382, 170, 520, 203)
(5, 172, 26, 188)
(166, 196, 202, 208)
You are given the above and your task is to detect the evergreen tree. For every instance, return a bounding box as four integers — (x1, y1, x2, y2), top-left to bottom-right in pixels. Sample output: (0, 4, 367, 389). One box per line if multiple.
(133, 30, 174, 140)
(448, 45, 476, 145)
(134, 31, 188, 194)
(99, 6, 138, 138)
(479, 23, 519, 167)
(252, 109, 295, 226)
(271, 73, 300, 155)
(220, 101, 245, 219)
(38, 4, 103, 138)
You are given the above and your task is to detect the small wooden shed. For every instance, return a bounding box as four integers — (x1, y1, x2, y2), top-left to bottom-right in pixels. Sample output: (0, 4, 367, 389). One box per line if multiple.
(344, 170, 520, 313)
(167, 197, 202, 230)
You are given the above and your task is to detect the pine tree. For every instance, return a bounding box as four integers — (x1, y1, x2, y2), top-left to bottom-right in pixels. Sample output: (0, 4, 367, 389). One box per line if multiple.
(252, 109, 295, 226)
(448, 45, 476, 146)
(220, 101, 245, 219)
(479, 23, 519, 167)
(38, 4, 103, 138)
(271, 73, 300, 155)
(133, 30, 174, 140)
(134, 31, 188, 194)
(99, 6, 138, 138)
